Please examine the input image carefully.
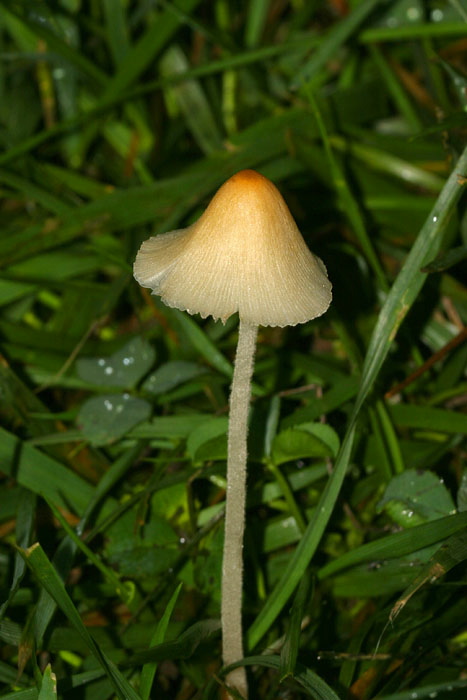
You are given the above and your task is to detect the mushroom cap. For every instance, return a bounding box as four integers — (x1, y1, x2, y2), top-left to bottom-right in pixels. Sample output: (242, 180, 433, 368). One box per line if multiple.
(133, 169, 332, 327)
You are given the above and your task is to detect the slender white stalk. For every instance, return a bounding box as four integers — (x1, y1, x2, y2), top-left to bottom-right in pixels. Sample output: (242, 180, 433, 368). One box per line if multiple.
(222, 319, 258, 699)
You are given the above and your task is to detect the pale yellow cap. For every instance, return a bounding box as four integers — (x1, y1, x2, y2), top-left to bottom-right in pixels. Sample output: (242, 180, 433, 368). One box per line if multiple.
(134, 169, 332, 327)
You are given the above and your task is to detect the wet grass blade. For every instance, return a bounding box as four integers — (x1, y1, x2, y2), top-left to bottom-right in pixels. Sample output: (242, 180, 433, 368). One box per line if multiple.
(248, 144, 467, 648)
(292, 0, 385, 87)
(356, 144, 467, 409)
(18, 543, 141, 700)
(318, 511, 467, 579)
(0, 428, 95, 514)
(389, 528, 467, 624)
(127, 619, 220, 665)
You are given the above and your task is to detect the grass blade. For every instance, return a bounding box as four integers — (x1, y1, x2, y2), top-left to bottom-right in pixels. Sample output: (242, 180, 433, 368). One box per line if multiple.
(247, 421, 356, 648)
(356, 144, 467, 410)
(279, 572, 312, 681)
(318, 511, 467, 579)
(220, 655, 341, 700)
(140, 583, 183, 700)
(248, 143, 467, 648)
(18, 543, 140, 700)
(292, 0, 385, 87)
(0, 490, 36, 621)
(306, 88, 388, 290)
(38, 664, 56, 700)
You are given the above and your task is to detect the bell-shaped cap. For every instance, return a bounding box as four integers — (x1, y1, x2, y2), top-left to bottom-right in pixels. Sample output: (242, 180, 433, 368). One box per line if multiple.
(134, 169, 332, 327)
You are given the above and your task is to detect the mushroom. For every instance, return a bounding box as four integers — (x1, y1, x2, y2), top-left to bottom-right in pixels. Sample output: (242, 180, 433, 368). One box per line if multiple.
(134, 169, 332, 698)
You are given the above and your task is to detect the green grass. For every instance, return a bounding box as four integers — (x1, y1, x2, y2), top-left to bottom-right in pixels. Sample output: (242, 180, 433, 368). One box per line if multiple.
(1, 1, 467, 698)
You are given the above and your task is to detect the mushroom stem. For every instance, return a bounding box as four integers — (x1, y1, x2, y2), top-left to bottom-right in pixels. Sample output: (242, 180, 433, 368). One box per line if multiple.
(222, 319, 258, 699)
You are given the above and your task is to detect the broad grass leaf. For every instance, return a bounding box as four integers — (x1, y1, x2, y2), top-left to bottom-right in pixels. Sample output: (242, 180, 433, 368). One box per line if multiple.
(331, 556, 438, 598)
(271, 423, 339, 465)
(282, 376, 360, 428)
(0, 427, 94, 514)
(192, 434, 228, 463)
(318, 512, 467, 579)
(77, 393, 151, 445)
(422, 244, 467, 273)
(186, 417, 228, 463)
(298, 423, 340, 457)
(150, 482, 189, 523)
(389, 404, 467, 434)
(143, 360, 207, 395)
(105, 521, 179, 579)
(263, 514, 302, 553)
(76, 336, 155, 387)
(389, 529, 467, 623)
(128, 414, 210, 439)
(127, 619, 220, 665)
(107, 541, 178, 579)
(379, 469, 456, 527)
